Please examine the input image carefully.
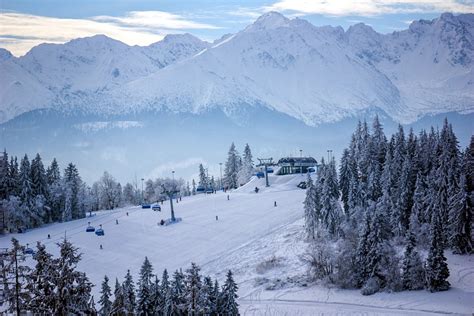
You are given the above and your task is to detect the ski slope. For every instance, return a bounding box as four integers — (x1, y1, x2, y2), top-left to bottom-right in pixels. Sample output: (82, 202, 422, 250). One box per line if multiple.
(0, 174, 306, 297)
(1, 173, 473, 314)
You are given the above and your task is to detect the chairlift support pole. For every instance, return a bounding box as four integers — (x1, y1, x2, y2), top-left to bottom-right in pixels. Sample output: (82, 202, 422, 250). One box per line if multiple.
(257, 158, 273, 187)
(161, 184, 179, 222)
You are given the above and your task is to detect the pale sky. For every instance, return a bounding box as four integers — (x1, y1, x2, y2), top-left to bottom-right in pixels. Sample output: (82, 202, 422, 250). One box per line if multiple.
(1, 0, 473, 56)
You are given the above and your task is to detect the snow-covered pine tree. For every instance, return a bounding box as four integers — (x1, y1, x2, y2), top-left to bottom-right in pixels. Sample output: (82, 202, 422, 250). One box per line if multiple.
(151, 275, 162, 315)
(213, 279, 222, 315)
(466, 136, 474, 201)
(53, 238, 92, 314)
(221, 270, 239, 315)
(159, 269, 170, 312)
(224, 142, 241, 189)
(63, 163, 83, 220)
(46, 158, 63, 222)
(26, 242, 54, 314)
(238, 143, 254, 185)
(192, 179, 196, 195)
(30, 153, 48, 200)
(169, 269, 186, 314)
(393, 155, 414, 237)
(425, 214, 450, 292)
(303, 173, 318, 240)
(409, 173, 431, 246)
(137, 256, 154, 315)
(122, 269, 136, 315)
(320, 157, 342, 237)
(448, 173, 472, 254)
(111, 278, 126, 314)
(198, 276, 214, 315)
(363, 202, 400, 294)
(18, 154, 34, 228)
(184, 262, 202, 314)
(198, 164, 208, 190)
(0, 149, 9, 200)
(21, 153, 48, 228)
(4, 238, 31, 315)
(339, 148, 352, 214)
(354, 210, 372, 287)
(371, 115, 387, 169)
(401, 230, 425, 290)
(8, 156, 20, 197)
(98, 275, 112, 316)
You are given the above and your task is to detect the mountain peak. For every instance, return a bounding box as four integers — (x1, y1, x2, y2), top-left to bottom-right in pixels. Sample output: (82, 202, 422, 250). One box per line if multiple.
(162, 33, 203, 44)
(247, 11, 290, 31)
(347, 23, 376, 35)
(0, 48, 13, 61)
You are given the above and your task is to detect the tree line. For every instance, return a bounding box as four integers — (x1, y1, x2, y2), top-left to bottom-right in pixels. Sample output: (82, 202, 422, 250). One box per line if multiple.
(98, 259, 238, 315)
(2, 238, 239, 315)
(0, 152, 193, 233)
(304, 117, 472, 295)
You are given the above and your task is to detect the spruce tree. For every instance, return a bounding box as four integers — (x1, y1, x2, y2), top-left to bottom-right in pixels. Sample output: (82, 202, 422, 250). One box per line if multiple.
(221, 270, 239, 315)
(151, 275, 162, 315)
(170, 269, 186, 314)
(184, 262, 202, 314)
(53, 238, 92, 314)
(402, 230, 425, 290)
(303, 173, 318, 240)
(159, 269, 170, 312)
(123, 269, 136, 315)
(425, 214, 450, 292)
(0, 149, 9, 200)
(198, 163, 208, 190)
(63, 163, 83, 220)
(111, 278, 126, 314)
(224, 142, 241, 189)
(26, 242, 54, 314)
(98, 275, 112, 316)
(238, 143, 254, 185)
(30, 153, 48, 198)
(339, 148, 352, 213)
(18, 154, 35, 228)
(137, 257, 154, 315)
(448, 174, 472, 254)
(4, 238, 31, 315)
(199, 276, 215, 315)
(212, 279, 222, 315)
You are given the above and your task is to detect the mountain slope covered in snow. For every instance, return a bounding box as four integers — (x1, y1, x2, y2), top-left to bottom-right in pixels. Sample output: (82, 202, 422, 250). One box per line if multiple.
(0, 12, 473, 125)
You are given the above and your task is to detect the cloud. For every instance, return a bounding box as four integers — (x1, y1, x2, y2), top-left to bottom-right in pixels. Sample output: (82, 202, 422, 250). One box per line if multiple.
(266, 0, 474, 16)
(0, 11, 218, 56)
(92, 11, 220, 30)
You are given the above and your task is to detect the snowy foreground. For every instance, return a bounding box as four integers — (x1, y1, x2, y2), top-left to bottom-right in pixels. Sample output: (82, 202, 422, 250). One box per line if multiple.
(1, 174, 473, 315)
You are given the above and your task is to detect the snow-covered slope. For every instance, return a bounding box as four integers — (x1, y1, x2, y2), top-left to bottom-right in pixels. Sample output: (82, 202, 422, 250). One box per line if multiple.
(0, 12, 473, 124)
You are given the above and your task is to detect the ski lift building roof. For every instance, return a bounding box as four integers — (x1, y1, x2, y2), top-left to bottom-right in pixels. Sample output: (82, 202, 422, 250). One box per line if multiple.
(277, 157, 317, 166)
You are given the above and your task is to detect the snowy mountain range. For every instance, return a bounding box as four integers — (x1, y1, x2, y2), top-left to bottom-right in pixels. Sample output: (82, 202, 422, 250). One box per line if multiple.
(1, 12, 473, 126)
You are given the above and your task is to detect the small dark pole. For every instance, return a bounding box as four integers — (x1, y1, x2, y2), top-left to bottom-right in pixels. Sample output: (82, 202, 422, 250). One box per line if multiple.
(274, 201, 277, 207)
(227, 195, 230, 201)
(116, 219, 119, 225)
(100, 244, 103, 250)
(216, 215, 218, 221)
(126, 212, 129, 216)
